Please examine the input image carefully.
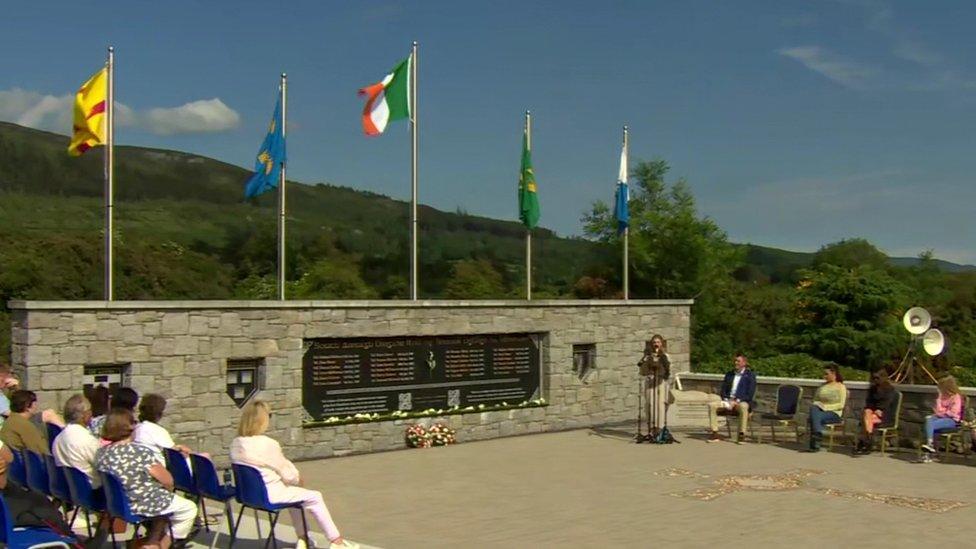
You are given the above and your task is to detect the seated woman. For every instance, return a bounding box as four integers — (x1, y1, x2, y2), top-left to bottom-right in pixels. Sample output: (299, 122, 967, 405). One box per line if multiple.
(854, 369, 898, 455)
(95, 408, 198, 547)
(920, 375, 963, 460)
(805, 364, 847, 452)
(133, 394, 204, 465)
(230, 400, 358, 549)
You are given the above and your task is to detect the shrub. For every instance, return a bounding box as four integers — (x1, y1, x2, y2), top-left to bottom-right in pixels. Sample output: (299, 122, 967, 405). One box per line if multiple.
(695, 353, 868, 382)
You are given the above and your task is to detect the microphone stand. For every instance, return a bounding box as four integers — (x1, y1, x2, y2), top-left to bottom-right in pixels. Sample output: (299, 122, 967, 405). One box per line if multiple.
(649, 368, 658, 441)
(635, 370, 645, 443)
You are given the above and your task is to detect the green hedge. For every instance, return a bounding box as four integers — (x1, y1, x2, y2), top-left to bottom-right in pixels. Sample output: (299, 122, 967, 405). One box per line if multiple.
(695, 353, 868, 382)
(696, 353, 976, 387)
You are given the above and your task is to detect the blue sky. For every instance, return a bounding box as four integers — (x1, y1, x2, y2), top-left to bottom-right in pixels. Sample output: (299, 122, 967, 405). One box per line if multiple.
(2, 0, 975, 263)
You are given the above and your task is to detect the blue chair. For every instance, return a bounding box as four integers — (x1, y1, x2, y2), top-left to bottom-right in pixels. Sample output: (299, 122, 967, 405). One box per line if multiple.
(64, 467, 105, 540)
(8, 450, 27, 488)
(45, 423, 63, 454)
(163, 447, 197, 498)
(44, 456, 83, 534)
(101, 471, 173, 548)
(232, 463, 308, 549)
(0, 492, 76, 549)
(44, 455, 71, 503)
(190, 453, 237, 541)
(24, 450, 51, 496)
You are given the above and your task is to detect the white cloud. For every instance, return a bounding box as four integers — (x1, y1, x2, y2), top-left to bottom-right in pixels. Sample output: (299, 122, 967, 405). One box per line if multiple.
(778, 46, 880, 90)
(0, 88, 240, 136)
(0, 89, 73, 133)
(144, 98, 241, 136)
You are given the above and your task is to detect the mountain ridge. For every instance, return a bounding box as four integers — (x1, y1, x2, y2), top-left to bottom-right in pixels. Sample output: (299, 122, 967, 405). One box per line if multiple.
(1, 120, 972, 275)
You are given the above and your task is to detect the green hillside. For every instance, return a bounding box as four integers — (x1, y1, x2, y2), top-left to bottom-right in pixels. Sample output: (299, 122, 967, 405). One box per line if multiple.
(3, 121, 975, 380)
(0, 121, 603, 300)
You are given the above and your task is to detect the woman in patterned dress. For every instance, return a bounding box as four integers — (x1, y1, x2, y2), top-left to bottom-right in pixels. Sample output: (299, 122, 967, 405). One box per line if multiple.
(95, 408, 199, 547)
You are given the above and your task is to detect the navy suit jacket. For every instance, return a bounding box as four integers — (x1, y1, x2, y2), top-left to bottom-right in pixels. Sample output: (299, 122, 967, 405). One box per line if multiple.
(720, 369, 757, 407)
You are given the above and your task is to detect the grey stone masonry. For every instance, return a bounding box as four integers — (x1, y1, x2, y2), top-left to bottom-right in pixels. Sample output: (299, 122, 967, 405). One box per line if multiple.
(678, 372, 976, 449)
(8, 299, 691, 463)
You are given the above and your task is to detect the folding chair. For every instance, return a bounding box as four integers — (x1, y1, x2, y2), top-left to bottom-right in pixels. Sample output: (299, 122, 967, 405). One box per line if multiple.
(232, 463, 308, 549)
(0, 492, 76, 549)
(756, 384, 803, 443)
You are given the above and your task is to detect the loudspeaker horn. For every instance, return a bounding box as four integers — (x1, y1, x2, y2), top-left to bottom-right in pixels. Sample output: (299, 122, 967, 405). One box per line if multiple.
(903, 307, 931, 335)
(922, 328, 946, 356)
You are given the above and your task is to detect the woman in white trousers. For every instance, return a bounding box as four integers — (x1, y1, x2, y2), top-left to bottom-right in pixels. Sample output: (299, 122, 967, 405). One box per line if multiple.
(230, 400, 357, 549)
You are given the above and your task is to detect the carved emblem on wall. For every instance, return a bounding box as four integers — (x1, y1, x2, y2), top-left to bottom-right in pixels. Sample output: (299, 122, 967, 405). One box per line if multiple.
(226, 359, 261, 408)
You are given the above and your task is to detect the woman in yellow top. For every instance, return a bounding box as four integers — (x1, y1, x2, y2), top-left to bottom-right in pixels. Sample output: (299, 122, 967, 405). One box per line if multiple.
(805, 364, 847, 452)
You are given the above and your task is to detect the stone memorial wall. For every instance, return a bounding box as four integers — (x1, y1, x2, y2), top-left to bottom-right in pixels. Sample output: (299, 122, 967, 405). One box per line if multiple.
(9, 299, 691, 462)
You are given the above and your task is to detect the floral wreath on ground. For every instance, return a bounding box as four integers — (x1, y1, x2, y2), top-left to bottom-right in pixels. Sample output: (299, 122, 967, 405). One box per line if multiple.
(405, 422, 457, 448)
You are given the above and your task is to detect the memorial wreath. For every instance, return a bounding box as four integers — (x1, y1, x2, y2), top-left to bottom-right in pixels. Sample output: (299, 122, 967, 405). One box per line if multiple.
(405, 422, 457, 448)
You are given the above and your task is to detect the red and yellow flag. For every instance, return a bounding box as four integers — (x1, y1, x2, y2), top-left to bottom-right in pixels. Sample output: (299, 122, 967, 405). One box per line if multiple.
(68, 67, 108, 156)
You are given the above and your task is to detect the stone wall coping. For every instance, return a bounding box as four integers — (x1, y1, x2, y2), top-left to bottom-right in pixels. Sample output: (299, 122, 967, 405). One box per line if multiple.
(8, 298, 694, 311)
(679, 372, 976, 395)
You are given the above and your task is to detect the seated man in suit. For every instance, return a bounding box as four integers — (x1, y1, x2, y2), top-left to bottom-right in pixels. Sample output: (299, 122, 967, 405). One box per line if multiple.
(706, 353, 756, 443)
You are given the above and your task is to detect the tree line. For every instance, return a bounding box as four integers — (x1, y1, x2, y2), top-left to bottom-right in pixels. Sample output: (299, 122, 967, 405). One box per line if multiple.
(1, 122, 973, 382)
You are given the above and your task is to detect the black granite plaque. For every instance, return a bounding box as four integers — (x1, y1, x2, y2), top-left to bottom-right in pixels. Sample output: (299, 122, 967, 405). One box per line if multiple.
(302, 333, 543, 424)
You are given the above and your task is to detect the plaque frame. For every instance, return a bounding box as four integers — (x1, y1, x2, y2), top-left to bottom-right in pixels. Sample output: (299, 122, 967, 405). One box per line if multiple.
(301, 332, 547, 426)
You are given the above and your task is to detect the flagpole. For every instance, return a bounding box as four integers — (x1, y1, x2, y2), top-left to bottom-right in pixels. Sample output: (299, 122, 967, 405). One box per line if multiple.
(622, 125, 629, 301)
(525, 110, 532, 301)
(410, 41, 419, 300)
(278, 73, 288, 300)
(104, 46, 115, 301)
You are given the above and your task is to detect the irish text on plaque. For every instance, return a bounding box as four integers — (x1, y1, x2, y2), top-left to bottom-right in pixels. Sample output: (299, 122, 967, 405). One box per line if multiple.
(302, 333, 543, 424)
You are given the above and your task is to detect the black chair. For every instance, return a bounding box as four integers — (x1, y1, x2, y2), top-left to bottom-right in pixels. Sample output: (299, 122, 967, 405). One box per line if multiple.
(756, 384, 803, 443)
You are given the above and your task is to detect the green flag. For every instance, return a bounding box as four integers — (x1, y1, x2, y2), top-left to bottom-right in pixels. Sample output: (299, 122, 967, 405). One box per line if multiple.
(518, 130, 540, 228)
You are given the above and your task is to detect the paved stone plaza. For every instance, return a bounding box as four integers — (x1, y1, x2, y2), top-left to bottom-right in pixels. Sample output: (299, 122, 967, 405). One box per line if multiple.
(181, 427, 976, 548)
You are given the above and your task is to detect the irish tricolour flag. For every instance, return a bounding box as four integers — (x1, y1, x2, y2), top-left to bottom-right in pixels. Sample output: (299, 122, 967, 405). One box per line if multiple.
(358, 56, 411, 136)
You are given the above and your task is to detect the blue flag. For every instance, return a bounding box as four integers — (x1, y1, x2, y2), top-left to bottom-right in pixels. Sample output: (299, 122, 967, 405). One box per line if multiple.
(613, 144, 629, 234)
(244, 94, 286, 199)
